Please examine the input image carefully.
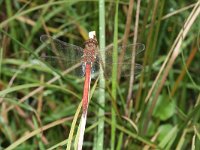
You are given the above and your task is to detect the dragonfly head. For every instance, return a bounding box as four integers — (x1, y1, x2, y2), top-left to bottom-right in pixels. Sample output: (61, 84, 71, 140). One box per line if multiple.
(84, 36, 98, 48)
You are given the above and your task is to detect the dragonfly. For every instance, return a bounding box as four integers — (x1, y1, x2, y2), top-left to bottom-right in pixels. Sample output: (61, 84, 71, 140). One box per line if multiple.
(39, 34, 145, 115)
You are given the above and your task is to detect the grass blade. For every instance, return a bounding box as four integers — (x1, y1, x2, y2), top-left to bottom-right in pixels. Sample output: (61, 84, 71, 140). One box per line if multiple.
(111, 0, 119, 149)
(66, 102, 82, 150)
(94, 0, 106, 150)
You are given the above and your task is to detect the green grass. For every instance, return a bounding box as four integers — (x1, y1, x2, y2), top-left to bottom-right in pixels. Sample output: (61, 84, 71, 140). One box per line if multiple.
(94, 0, 106, 150)
(0, 0, 200, 149)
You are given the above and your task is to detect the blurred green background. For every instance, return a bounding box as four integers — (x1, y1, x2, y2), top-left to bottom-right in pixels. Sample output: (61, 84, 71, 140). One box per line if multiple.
(0, 0, 200, 149)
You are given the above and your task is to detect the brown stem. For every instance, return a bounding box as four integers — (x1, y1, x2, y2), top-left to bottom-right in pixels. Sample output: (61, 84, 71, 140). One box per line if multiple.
(118, 0, 135, 81)
(126, 0, 141, 116)
(171, 46, 198, 96)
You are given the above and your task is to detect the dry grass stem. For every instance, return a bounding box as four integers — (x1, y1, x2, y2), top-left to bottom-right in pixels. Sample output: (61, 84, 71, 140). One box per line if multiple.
(126, 0, 141, 115)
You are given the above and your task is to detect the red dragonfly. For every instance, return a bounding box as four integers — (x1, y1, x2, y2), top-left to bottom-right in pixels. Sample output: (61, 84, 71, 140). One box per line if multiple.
(39, 34, 145, 115)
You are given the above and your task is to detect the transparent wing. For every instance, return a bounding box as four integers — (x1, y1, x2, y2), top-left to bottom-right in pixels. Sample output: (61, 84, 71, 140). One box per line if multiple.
(39, 35, 85, 76)
(96, 43, 145, 78)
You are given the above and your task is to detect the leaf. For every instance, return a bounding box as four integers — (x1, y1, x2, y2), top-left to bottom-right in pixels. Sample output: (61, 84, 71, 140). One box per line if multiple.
(158, 124, 173, 142)
(158, 125, 178, 149)
(153, 95, 176, 121)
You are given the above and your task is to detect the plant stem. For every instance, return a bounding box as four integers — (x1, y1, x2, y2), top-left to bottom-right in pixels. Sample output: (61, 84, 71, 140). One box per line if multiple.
(94, 0, 106, 149)
(111, 0, 119, 149)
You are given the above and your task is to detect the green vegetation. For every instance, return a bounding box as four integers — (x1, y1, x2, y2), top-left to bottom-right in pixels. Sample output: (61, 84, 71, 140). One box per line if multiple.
(0, 0, 200, 149)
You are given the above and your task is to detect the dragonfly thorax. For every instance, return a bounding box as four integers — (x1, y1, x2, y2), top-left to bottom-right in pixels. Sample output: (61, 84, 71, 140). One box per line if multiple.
(82, 38, 98, 63)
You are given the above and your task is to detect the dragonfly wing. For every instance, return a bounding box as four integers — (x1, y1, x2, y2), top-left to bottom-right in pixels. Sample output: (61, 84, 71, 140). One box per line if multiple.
(134, 63, 143, 75)
(98, 43, 145, 78)
(40, 35, 85, 76)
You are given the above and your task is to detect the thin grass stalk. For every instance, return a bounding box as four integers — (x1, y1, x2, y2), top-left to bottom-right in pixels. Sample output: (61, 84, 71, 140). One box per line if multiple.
(32, 116, 45, 150)
(138, 0, 153, 41)
(180, 51, 200, 91)
(135, 0, 152, 112)
(145, 0, 163, 78)
(116, 132, 123, 150)
(118, 0, 134, 81)
(160, 3, 196, 21)
(144, 3, 196, 31)
(150, 0, 165, 57)
(0, 47, 2, 79)
(77, 111, 88, 150)
(5, 0, 18, 55)
(143, 1, 200, 133)
(171, 46, 198, 96)
(66, 102, 82, 150)
(138, 0, 165, 122)
(48, 139, 68, 150)
(0, 34, 8, 125)
(175, 129, 187, 150)
(114, 0, 135, 148)
(126, 0, 141, 116)
(111, 0, 119, 149)
(135, 0, 159, 113)
(191, 134, 195, 150)
(93, 0, 106, 149)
